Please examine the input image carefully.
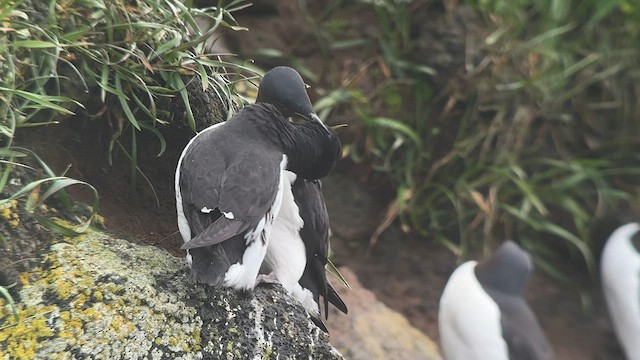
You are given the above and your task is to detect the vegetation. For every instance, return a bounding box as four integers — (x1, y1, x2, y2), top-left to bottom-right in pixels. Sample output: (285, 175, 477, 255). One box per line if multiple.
(296, 0, 640, 283)
(0, 0, 251, 322)
(2, 0, 638, 319)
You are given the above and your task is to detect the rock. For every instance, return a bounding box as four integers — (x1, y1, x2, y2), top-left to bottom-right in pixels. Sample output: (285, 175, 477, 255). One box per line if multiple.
(327, 268, 442, 360)
(0, 232, 342, 359)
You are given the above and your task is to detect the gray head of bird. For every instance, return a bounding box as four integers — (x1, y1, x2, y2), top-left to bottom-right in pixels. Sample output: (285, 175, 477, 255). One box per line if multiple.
(475, 240, 533, 296)
(256, 66, 330, 135)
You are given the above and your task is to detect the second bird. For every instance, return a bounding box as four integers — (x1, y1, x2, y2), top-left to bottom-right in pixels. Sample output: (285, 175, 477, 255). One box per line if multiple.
(438, 241, 555, 360)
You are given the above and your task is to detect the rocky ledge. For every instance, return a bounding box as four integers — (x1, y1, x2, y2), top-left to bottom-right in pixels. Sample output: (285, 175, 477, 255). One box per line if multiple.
(0, 232, 342, 359)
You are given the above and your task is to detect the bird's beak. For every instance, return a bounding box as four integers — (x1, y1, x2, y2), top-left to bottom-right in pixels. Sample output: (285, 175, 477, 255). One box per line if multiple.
(309, 112, 331, 135)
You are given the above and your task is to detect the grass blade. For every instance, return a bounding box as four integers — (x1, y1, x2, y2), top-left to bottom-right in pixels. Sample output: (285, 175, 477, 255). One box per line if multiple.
(0, 285, 18, 322)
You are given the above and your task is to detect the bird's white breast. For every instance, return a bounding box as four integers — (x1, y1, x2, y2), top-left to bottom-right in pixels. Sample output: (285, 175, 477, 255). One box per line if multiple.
(601, 222, 640, 359)
(264, 171, 307, 296)
(439, 261, 509, 360)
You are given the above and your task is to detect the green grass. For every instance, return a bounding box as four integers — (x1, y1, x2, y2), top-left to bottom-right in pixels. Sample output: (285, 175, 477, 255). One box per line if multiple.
(1, 0, 254, 188)
(0, 285, 18, 323)
(297, 0, 640, 282)
(0, 0, 253, 321)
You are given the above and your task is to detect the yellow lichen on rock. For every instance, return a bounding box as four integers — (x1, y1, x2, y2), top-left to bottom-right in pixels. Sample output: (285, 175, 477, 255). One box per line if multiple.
(0, 232, 201, 358)
(18, 272, 29, 286)
(0, 231, 342, 359)
(0, 304, 57, 360)
(0, 199, 20, 228)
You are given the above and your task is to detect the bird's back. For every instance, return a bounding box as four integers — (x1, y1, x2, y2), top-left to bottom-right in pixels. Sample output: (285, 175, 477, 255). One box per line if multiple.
(474, 241, 555, 360)
(175, 104, 286, 287)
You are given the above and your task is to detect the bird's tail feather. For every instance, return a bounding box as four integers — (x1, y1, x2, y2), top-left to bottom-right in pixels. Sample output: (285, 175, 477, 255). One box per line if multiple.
(310, 315, 329, 333)
(327, 282, 348, 315)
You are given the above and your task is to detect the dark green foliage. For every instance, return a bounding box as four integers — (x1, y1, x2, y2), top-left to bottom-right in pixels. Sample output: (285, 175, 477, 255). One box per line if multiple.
(305, 0, 640, 281)
(0, 0, 252, 316)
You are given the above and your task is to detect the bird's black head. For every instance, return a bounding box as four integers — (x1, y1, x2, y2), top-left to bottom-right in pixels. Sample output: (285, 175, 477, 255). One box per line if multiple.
(256, 66, 329, 134)
(475, 240, 532, 296)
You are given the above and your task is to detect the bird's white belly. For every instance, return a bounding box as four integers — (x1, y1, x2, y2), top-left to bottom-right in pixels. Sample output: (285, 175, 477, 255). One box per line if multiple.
(439, 261, 509, 360)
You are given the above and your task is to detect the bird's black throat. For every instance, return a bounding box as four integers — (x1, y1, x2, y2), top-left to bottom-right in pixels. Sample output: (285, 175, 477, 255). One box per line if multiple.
(249, 103, 341, 180)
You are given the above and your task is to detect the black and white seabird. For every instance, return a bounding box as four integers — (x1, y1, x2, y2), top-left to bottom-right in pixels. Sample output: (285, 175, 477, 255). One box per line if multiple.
(438, 241, 555, 360)
(601, 222, 640, 359)
(263, 176, 347, 331)
(175, 66, 341, 291)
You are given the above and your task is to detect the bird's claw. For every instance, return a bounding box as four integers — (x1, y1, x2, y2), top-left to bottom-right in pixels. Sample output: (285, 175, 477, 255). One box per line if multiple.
(255, 272, 281, 287)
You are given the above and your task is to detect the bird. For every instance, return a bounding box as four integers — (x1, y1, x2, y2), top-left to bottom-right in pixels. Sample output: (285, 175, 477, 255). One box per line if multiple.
(600, 222, 640, 360)
(175, 66, 341, 291)
(438, 241, 555, 360)
(262, 176, 348, 332)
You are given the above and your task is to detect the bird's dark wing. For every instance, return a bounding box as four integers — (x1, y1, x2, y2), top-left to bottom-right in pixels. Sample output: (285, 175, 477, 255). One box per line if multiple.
(218, 149, 283, 224)
(293, 178, 348, 322)
(309, 314, 328, 333)
(294, 179, 330, 312)
(293, 179, 330, 260)
(180, 135, 284, 249)
(188, 245, 230, 287)
(489, 292, 555, 360)
(180, 195, 252, 250)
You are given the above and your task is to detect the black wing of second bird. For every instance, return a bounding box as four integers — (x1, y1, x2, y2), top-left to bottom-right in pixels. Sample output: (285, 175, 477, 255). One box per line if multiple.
(485, 289, 555, 360)
(293, 178, 348, 331)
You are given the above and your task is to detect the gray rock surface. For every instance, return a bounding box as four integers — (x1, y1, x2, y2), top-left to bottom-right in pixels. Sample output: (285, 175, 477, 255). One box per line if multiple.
(0, 231, 342, 359)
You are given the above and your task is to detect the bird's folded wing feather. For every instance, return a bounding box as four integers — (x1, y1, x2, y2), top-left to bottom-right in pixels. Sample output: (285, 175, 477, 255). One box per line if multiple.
(218, 150, 283, 221)
(327, 282, 348, 314)
(181, 218, 250, 249)
(181, 148, 283, 248)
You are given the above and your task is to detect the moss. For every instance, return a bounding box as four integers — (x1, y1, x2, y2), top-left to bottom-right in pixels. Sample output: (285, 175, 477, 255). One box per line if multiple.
(92, 214, 106, 228)
(263, 345, 273, 359)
